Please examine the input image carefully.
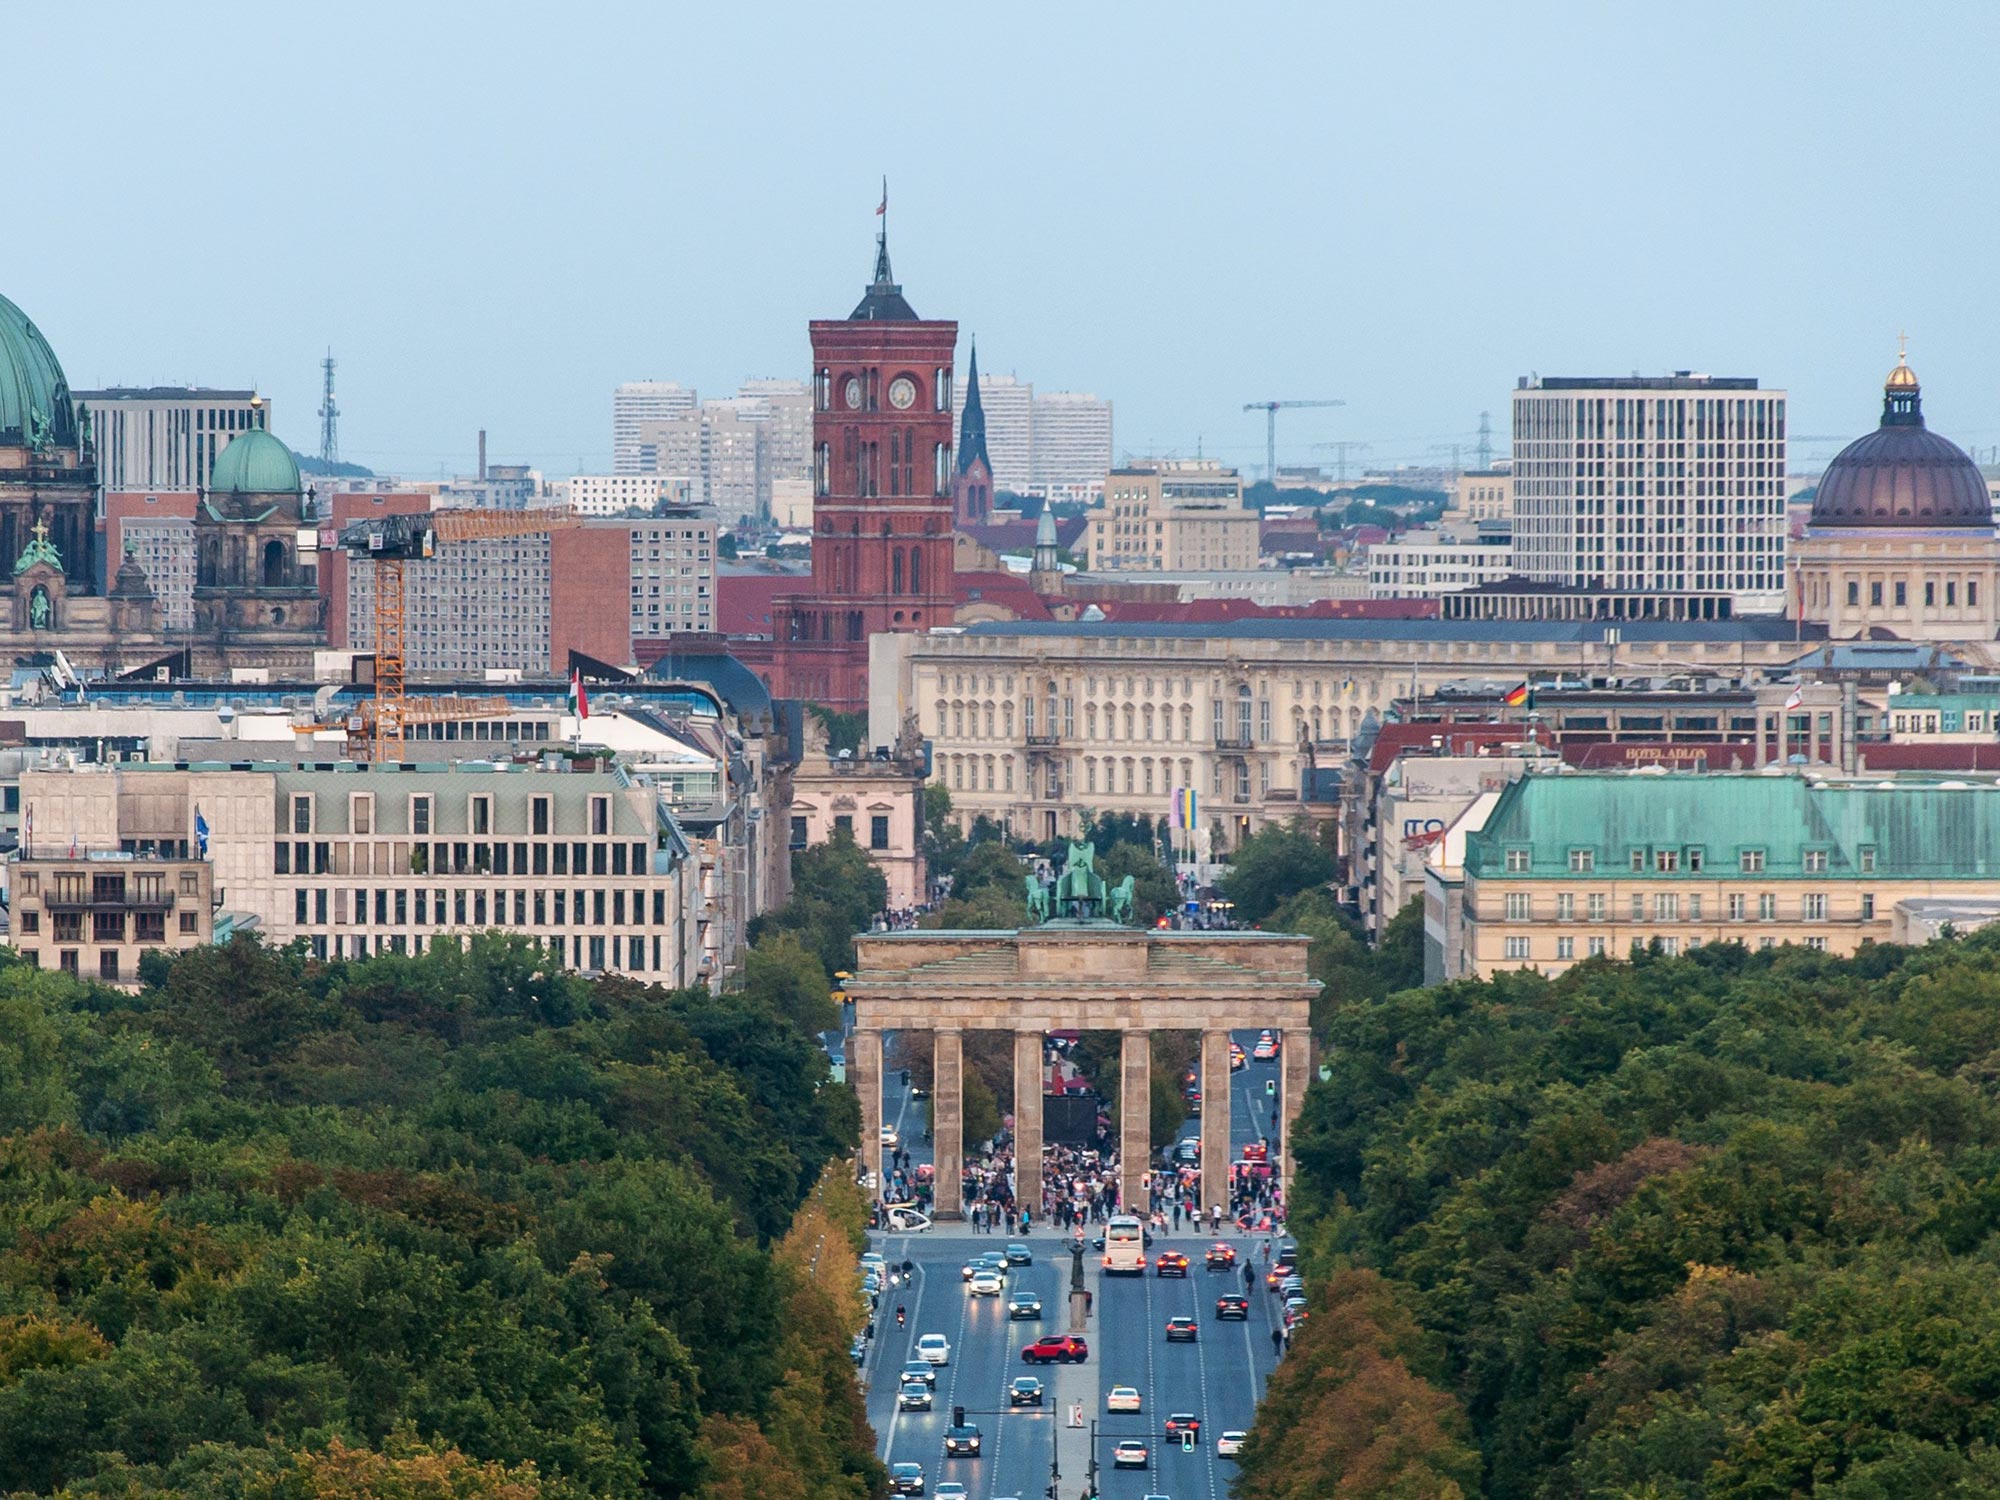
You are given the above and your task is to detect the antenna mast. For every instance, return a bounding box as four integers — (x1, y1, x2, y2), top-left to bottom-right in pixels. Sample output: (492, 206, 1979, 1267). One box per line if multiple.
(318, 351, 340, 466)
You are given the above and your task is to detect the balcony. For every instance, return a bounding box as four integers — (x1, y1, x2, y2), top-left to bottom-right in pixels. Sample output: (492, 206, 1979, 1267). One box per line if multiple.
(1025, 733, 1061, 749)
(1214, 733, 1253, 752)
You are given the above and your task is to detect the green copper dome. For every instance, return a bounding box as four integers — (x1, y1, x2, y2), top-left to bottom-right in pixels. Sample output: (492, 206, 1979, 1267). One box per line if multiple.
(0, 292, 77, 450)
(207, 426, 301, 495)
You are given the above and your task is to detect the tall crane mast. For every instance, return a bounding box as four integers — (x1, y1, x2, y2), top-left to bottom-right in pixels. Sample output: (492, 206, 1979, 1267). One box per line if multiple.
(1242, 399, 1345, 483)
(337, 506, 581, 761)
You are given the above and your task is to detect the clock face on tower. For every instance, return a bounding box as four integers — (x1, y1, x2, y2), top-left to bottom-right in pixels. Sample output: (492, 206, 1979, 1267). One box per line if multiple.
(843, 376, 864, 410)
(888, 376, 917, 411)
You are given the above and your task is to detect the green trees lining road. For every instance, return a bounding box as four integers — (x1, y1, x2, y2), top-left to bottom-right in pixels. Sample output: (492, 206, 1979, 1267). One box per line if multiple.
(1241, 928, 2000, 1499)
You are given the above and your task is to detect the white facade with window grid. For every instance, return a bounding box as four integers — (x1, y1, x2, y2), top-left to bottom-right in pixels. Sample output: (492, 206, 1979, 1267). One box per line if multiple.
(1510, 376, 1787, 612)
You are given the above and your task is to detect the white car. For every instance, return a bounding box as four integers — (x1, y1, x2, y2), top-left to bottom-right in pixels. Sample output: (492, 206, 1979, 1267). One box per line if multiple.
(1217, 1429, 1247, 1457)
(1107, 1385, 1143, 1412)
(881, 1127, 901, 1149)
(968, 1269, 1004, 1296)
(915, 1333, 951, 1365)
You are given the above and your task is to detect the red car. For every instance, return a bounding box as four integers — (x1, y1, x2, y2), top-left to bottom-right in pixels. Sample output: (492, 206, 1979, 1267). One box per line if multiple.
(1021, 1335, 1089, 1365)
(1205, 1242, 1237, 1269)
(1154, 1251, 1190, 1277)
(1266, 1260, 1298, 1289)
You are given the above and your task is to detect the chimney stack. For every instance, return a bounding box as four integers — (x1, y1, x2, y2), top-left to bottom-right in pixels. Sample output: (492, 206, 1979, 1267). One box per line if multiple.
(478, 429, 488, 481)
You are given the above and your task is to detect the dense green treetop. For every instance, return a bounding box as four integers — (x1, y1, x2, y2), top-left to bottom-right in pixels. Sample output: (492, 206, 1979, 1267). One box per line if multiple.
(0, 933, 874, 1500)
(1253, 929, 2000, 1500)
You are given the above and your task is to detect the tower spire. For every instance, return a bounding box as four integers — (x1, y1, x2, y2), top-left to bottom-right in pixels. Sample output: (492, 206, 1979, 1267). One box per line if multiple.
(873, 175, 891, 285)
(957, 336, 989, 476)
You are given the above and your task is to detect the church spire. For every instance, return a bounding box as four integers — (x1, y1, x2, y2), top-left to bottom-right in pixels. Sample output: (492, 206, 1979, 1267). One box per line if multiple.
(957, 337, 990, 475)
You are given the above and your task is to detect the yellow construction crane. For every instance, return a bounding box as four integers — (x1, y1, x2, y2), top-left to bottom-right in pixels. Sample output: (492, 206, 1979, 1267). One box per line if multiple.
(335, 506, 582, 760)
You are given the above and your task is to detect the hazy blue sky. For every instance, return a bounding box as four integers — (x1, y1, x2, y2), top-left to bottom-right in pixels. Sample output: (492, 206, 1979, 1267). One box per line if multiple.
(12, 2, 1998, 480)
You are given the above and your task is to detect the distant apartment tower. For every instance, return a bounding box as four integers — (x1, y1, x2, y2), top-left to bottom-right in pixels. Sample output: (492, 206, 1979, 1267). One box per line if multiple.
(104, 493, 197, 630)
(613, 382, 697, 473)
(948, 370, 1110, 501)
(76, 387, 268, 491)
(952, 371, 1033, 491)
(1030, 392, 1113, 502)
(562, 474, 688, 516)
(737, 377, 813, 496)
(1088, 460, 1257, 572)
(1511, 375, 1788, 613)
(637, 403, 761, 525)
(345, 512, 717, 675)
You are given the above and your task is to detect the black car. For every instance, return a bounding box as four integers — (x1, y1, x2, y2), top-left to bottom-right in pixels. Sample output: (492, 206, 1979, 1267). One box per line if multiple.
(1165, 1315, 1199, 1342)
(1003, 1241, 1034, 1265)
(888, 1461, 925, 1494)
(944, 1423, 983, 1457)
(1215, 1294, 1250, 1320)
(1008, 1291, 1043, 1320)
(1009, 1376, 1045, 1406)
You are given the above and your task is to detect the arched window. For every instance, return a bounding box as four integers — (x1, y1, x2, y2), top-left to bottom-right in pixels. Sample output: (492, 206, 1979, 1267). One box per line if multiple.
(892, 551, 904, 593)
(910, 548, 923, 594)
(935, 699, 947, 735)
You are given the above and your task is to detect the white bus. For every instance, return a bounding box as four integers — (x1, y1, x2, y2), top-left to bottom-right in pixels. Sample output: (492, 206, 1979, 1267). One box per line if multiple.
(1102, 1214, 1146, 1275)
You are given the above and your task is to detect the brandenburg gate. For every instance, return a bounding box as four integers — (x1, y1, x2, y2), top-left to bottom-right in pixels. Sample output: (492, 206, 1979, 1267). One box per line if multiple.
(847, 844, 1319, 1220)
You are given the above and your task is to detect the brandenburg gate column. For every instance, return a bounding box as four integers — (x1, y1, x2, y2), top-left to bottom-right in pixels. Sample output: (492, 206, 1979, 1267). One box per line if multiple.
(1199, 1028, 1232, 1219)
(1279, 1027, 1312, 1204)
(1014, 1029, 1044, 1226)
(1120, 1029, 1150, 1215)
(852, 1026, 883, 1201)
(933, 1027, 965, 1219)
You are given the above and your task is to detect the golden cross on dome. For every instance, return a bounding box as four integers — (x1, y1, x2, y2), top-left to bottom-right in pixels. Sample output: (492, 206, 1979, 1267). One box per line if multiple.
(30, 519, 50, 545)
(1897, 330, 1909, 363)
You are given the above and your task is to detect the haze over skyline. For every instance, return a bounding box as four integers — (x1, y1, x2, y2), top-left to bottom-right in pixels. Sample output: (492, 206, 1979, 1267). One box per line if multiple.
(14, 1, 1999, 481)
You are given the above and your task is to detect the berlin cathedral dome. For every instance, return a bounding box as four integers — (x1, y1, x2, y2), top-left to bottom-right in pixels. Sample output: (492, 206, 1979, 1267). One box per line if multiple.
(1809, 353, 1991, 531)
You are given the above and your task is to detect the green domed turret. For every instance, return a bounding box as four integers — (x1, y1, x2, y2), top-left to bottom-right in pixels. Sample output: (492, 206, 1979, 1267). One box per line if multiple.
(0, 293, 77, 450)
(207, 425, 300, 496)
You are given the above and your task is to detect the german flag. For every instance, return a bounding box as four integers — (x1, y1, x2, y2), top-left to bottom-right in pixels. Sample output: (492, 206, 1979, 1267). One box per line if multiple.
(1503, 682, 1532, 708)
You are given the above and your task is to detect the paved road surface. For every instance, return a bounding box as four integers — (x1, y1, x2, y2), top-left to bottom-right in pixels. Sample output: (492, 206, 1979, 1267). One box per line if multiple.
(860, 1028, 1290, 1499)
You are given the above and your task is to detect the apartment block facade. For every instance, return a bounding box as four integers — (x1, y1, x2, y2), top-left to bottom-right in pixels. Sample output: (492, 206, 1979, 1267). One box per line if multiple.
(1511, 375, 1787, 612)
(1087, 461, 1257, 572)
(8, 851, 213, 986)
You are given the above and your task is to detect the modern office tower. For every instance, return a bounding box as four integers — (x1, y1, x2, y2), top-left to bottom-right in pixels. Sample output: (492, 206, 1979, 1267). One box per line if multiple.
(1510, 375, 1788, 614)
(76, 385, 268, 492)
(612, 381, 697, 473)
(1029, 391, 1113, 502)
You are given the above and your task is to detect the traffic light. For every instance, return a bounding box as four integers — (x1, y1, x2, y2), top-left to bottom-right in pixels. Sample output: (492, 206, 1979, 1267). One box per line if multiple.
(1182, 1429, 1196, 1453)
(953, 1406, 966, 1426)
(1265, 1078, 1276, 1098)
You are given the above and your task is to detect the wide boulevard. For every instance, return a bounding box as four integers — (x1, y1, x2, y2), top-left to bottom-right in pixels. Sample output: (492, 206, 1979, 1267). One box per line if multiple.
(858, 1029, 1288, 1500)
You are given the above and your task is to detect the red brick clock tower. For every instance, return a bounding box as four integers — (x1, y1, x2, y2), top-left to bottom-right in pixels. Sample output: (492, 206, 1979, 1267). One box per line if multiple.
(764, 220, 958, 709)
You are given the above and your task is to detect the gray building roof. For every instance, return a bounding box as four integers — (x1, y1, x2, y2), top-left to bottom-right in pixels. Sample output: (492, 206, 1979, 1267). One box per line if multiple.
(959, 618, 1821, 646)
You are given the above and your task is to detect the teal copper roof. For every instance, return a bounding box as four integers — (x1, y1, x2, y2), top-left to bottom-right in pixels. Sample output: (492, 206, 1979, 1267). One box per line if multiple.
(207, 426, 300, 496)
(0, 292, 77, 449)
(1469, 772, 2000, 882)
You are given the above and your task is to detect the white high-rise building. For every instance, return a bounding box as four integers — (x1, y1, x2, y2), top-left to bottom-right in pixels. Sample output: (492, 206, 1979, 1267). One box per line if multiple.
(1510, 375, 1788, 613)
(1030, 392, 1113, 502)
(949, 369, 1111, 502)
(613, 382, 697, 473)
(560, 474, 688, 516)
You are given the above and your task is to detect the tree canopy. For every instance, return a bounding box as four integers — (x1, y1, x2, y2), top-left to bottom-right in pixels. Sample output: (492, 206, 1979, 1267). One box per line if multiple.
(1254, 927, 2000, 1500)
(1221, 818, 1337, 924)
(0, 935, 877, 1500)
